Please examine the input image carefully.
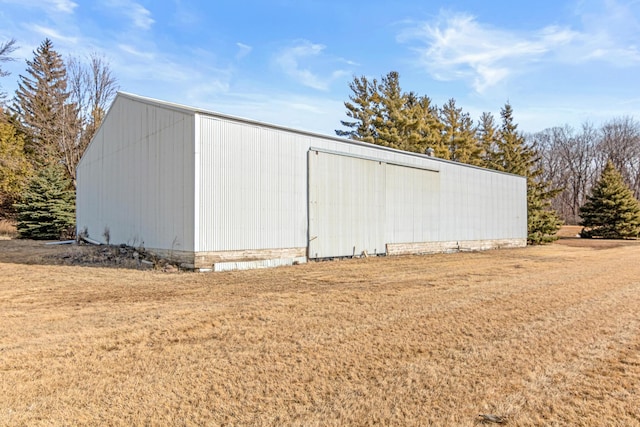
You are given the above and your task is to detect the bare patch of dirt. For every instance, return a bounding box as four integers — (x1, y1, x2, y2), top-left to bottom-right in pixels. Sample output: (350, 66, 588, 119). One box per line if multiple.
(0, 239, 180, 272)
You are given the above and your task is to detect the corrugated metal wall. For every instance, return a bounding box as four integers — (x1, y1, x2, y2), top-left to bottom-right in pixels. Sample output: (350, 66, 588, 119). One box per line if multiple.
(385, 163, 441, 243)
(76, 95, 195, 252)
(308, 150, 386, 258)
(437, 162, 526, 241)
(195, 109, 526, 257)
(78, 93, 526, 262)
(196, 116, 308, 252)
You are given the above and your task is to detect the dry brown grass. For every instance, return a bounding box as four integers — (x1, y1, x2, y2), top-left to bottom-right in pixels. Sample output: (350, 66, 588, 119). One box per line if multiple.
(0, 219, 17, 239)
(1, 238, 640, 426)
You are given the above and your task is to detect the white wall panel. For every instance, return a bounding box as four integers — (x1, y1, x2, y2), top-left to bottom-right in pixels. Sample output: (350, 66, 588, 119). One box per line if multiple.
(76, 95, 195, 252)
(385, 164, 440, 243)
(308, 151, 386, 258)
(436, 163, 527, 241)
(197, 117, 308, 252)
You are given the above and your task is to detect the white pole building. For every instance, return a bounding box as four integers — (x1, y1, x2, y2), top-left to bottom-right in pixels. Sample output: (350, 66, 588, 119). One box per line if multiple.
(76, 93, 527, 271)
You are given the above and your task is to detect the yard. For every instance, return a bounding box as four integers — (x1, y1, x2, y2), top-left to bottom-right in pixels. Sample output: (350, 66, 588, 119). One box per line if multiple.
(1, 233, 639, 425)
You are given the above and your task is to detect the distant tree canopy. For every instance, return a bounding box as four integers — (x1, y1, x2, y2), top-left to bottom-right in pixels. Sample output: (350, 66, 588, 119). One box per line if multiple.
(534, 117, 640, 226)
(579, 161, 640, 239)
(337, 72, 562, 244)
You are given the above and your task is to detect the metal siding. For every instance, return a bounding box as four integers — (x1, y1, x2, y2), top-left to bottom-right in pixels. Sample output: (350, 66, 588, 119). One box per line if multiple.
(79, 93, 527, 261)
(436, 164, 527, 241)
(197, 117, 308, 252)
(308, 151, 386, 258)
(384, 164, 441, 243)
(76, 95, 195, 251)
(196, 113, 526, 256)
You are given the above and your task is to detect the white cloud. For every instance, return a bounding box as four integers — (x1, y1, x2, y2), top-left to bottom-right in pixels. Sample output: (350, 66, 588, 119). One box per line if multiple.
(104, 1, 154, 30)
(274, 40, 350, 91)
(571, 0, 640, 65)
(27, 24, 78, 44)
(399, 12, 577, 93)
(235, 42, 252, 60)
(400, 4, 640, 94)
(0, 0, 77, 13)
(191, 90, 345, 136)
(51, 0, 77, 13)
(128, 3, 154, 30)
(117, 43, 154, 60)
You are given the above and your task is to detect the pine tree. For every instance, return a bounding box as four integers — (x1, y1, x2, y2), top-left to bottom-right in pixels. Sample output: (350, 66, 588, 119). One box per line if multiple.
(404, 93, 442, 154)
(477, 112, 499, 168)
(439, 98, 482, 164)
(15, 164, 75, 239)
(374, 71, 406, 150)
(13, 39, 79, 171)
(335, 75, 378, 143)
(491, 103, 562, 244)
(336, 72, 442, 155)
(579, 161, 640, 239)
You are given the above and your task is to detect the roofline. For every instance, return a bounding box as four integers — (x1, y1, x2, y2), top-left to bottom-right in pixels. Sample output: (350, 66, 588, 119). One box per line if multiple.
(115, 91, 525, 179)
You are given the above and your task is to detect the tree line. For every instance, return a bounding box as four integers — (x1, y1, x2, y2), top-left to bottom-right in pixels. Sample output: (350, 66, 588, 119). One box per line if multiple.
(0, 38, 118, 238)
(532, 118, 640, 225)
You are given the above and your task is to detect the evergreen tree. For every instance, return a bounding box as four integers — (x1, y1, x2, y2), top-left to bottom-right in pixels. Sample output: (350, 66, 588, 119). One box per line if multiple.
(477, 112, 499, 168)
(374, 71, 406, 149)
(579, 161, 640, 239)
(336, 71, 442, 155)
(13, 39, 79, 170)
(492, 103, 562, 244)
(336, 75, 378, 143)
(15, 164, 75, 239)
(404, 92, 442, 154)
(439, 98, 482, 164)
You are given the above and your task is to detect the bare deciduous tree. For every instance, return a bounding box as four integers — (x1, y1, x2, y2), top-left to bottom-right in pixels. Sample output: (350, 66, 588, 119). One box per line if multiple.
(0, 38, 18, 102)
(534, 118, 640, 225)
(66, 54, 118, 187)
(598, 116, 640, 198)
(13, 40, 118, 188)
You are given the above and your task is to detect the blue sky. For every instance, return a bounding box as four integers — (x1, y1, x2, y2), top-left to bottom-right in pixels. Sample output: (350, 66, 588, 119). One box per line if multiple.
(0, 0, 639, 136)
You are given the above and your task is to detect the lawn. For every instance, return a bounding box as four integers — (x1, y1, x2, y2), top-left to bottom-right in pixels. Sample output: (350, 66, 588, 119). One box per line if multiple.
(1, 236, 639, 426)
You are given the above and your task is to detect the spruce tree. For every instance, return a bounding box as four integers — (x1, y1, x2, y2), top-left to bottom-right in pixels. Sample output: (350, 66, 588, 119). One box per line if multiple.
(15, 164, 75, 239)
(491, 103, 562, 244)
(13, 39, 79, 170)
(579, 161, 640, 239)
